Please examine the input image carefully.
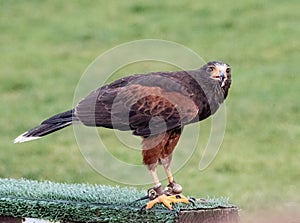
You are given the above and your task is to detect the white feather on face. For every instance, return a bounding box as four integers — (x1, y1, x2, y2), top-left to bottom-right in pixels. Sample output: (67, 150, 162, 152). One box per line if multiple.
(207, 62, 231, 87)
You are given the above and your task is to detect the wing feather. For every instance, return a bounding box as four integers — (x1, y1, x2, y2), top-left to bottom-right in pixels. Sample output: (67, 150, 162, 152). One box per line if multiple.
(75, 71, 200, 137)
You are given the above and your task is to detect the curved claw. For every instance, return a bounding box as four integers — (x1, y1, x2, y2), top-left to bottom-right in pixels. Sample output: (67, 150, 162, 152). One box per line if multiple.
(139, 204, 147, 212)
(188, 197, 196, 206)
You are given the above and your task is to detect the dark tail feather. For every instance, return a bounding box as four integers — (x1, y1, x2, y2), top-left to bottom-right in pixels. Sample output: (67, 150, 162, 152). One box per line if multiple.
(14, 109, 77, 143)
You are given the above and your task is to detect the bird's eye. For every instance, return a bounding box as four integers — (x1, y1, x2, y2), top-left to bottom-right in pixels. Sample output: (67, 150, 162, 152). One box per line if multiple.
(206, 66, 215, 73)
(226, 67, 231, 73)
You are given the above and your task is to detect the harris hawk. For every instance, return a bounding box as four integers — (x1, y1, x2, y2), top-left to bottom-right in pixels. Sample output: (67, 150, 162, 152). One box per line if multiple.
(14, 61, 232, 209)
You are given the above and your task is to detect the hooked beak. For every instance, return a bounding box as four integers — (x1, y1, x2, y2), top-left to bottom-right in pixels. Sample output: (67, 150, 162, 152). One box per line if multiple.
(213, 71, 226, 86)
(220, 71, 226, 87)
(219, 71, 225, 82)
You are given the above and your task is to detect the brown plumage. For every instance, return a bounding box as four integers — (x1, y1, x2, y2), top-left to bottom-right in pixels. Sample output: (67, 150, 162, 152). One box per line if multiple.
(14, 61, 232, 208)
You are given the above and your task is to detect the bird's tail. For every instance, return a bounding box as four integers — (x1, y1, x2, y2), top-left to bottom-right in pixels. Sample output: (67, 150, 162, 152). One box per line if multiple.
(14, 109, 77, 143)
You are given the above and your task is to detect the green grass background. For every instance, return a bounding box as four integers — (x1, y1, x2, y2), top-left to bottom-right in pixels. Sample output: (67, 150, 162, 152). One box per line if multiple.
(0, 0, 299, 216)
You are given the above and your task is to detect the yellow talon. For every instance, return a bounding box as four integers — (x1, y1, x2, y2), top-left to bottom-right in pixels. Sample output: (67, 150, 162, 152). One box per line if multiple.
(146, 194, 190, 210)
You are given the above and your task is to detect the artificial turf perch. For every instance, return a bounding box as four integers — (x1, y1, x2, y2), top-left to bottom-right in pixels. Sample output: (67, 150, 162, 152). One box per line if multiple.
(0, 178, 237, 223)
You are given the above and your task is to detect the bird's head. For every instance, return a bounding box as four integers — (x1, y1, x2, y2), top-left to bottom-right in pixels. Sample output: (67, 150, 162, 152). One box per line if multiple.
(203, 61, 232, 98)
(204, 61, 231, 86)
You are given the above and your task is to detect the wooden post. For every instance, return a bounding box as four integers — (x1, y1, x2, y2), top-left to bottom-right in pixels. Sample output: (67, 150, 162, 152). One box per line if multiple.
(176, 207, 239, 223)
(0, 207, 239, 223)
(0, 217, 22, 223)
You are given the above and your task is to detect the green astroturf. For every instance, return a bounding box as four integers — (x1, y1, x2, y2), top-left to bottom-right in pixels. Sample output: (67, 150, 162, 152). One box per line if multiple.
(0, 178, 234, 223)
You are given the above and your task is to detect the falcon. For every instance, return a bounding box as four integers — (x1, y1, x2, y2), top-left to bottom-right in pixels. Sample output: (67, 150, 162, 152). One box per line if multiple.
(14, 61, 232, 210)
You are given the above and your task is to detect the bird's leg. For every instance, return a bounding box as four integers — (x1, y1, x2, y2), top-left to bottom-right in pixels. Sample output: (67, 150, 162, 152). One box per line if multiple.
(149, 164, 160, 186)
(160, 155, 182, 195)
(143, 156, 191, 210)
(148, 163, 164, 196)
(141, 133, 191, 210)
(142, 135, 166, 198)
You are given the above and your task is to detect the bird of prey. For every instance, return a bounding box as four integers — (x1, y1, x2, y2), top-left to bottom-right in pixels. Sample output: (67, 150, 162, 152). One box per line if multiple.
(14, 61, 232, 210)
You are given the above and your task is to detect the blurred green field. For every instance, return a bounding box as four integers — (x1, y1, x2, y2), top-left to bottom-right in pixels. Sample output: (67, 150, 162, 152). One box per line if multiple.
(0, 0, 299, 218)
